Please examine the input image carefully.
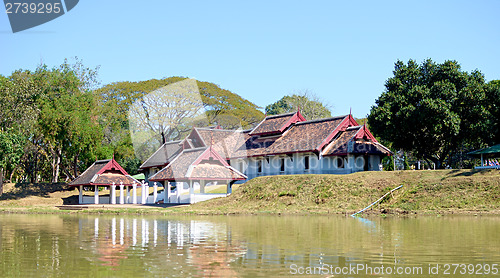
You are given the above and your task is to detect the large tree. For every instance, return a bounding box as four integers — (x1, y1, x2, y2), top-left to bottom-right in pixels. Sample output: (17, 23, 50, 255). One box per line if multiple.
(368, 59, 494, 168)
(96, 77, 265, 161)
(265, 91, 332, 120)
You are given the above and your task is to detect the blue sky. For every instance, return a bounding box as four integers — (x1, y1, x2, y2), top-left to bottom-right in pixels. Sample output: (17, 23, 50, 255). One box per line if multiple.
(1, 0, 499, 118)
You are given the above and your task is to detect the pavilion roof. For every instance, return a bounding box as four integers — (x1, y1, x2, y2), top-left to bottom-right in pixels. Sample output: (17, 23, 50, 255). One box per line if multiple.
(468, 144, 500, 158)
(149, 147, 246, 182)
(69, 158, 140, 187)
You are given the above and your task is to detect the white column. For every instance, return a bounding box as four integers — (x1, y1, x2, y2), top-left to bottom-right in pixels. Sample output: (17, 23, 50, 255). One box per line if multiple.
(166, 182, 171, 203)
(200, 180, 206, 194)
(126, 187, 130, 204)
(132, 182, 137, 204)
(78, 185, 83, 204)
(176, 182, 181, 203)
(189, 180, 195, 204)
(119, 182, 124, 204)
(94, 185, 99, 204)
(481, 154, 484, 166)
(153, 182, 158, 203)
(141, 182, 147, 204)
(110, 183, 116, 204)
(227, 182, 232, 195)
(145, 182, 150, 204)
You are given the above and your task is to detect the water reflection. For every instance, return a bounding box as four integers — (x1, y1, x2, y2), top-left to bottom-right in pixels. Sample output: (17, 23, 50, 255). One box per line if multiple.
(1, 214, 500, 277)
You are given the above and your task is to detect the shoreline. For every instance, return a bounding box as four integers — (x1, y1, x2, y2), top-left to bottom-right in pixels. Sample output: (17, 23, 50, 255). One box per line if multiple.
(1, 169, 499, 217)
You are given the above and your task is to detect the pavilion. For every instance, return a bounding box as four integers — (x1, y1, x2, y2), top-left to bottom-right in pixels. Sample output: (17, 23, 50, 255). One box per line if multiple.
(468, 144, 500, 169)
(149, 146, 247, 204)
(69, 158, 157, 205)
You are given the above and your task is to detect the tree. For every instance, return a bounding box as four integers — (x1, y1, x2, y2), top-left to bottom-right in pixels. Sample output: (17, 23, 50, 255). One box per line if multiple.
(265, 91, 332, 120)
(96, 77, 265, 161)
(35, 60, 102, 182)
(0, 130, 24, 195)
(368, 59, 493, 168)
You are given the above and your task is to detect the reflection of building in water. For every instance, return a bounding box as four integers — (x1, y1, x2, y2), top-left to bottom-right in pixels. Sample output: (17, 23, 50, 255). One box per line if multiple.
(77, 217, 247, 276)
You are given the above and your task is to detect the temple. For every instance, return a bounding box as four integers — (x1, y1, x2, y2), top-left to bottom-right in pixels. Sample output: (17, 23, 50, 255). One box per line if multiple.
(139, 111, 392, 204)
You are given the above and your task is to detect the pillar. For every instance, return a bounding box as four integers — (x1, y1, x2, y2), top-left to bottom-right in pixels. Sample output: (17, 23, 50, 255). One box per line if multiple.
(189, 180, 195, 204)
(166, 182, 171, 203)
(126, 187, 130, 204)
(227, 181, 232, 195)
(94, 185, 99, 204)
(78, 185, 83, 204)
(200, 180, 206, 194)
(141, 182, 147, 204)
(132, 182, 137, 204)
(119, 182, 124, 204)
(481, 154, 484, 167)
(176, 182, 181, 203)
(145, 182, 150, 204)
(153, 182, 158, 203)
(111, 183, 116, 204)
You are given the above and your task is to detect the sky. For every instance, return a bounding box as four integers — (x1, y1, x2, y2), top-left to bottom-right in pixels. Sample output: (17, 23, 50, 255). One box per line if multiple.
(1, 0, 499, 118)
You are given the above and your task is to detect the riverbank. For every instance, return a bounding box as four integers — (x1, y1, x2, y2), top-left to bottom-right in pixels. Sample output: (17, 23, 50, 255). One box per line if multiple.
(0, 169, 499, 216)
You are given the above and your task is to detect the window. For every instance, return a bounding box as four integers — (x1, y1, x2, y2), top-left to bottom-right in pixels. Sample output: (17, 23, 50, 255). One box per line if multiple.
(280, 158, 285, 172)
(336, 157, 344, 169)
(257, 160, 262, 173)
(304, 156, 310, 170)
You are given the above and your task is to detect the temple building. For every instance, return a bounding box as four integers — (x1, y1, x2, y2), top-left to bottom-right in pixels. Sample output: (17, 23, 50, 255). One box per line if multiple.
(140, 111, 392, 204)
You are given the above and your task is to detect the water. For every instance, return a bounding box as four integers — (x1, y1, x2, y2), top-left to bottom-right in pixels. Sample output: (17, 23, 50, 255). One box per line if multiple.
(0, 214, 499, 277)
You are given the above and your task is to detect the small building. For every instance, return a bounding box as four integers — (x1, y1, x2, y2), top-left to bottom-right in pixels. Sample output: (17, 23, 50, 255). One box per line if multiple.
(149, 145, 246, 204)
(468, 144, 500, 169)
(69, 158, 156, 205)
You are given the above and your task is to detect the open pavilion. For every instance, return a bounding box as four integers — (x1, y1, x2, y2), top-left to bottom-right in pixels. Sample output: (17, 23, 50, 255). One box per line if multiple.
(468, 144, 500, 169)
(69, 158, 158, 204)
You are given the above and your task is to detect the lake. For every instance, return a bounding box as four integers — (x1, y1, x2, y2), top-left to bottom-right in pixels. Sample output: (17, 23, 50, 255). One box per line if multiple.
(0, 214, 499, 277)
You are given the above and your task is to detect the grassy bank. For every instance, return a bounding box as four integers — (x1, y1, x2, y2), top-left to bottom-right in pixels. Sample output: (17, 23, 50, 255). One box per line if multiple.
(0, 169, 499, 215)
(183, 169, 500, 215)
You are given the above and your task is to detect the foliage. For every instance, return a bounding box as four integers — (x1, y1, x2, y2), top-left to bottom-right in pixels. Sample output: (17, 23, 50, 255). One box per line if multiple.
(97, 77, 264, 161)
(368, 59, 495, 168)
(0, 130, 25, 194)
(265, 91, 332, 120)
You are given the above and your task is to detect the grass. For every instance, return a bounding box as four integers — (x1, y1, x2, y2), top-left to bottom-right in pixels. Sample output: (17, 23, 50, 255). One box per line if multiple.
(0, 169, 499, 215)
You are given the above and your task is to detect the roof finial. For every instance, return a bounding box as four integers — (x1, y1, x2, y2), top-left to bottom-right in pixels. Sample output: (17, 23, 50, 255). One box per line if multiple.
(349, 107, 352, 116)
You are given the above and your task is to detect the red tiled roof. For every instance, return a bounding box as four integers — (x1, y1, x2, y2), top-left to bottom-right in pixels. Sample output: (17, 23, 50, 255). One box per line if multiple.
(69, 159, 140, 187)
(322, 126, 392, 156)
(249, 111, 305, 136)
(149, 147, 246, 182)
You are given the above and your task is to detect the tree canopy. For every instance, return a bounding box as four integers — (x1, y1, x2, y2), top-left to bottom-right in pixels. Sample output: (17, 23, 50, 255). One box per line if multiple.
(368, 59, 498, 168)
(265, 91, 332, 120)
